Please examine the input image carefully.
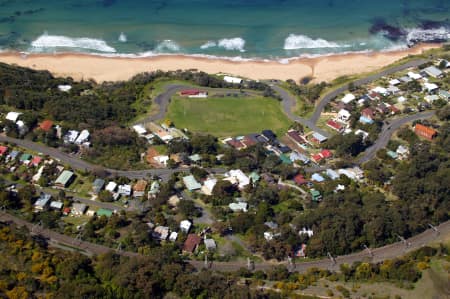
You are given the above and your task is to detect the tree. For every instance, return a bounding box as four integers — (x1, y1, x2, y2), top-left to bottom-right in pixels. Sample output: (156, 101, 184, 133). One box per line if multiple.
(178, 200, 200, 218)
(98, 190, 113, 202)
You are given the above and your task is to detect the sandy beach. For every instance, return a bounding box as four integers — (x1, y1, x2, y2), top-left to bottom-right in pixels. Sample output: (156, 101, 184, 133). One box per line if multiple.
(0, 44, 440, 83)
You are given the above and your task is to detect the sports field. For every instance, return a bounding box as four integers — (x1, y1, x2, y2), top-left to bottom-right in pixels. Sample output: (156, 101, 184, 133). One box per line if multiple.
(166, 96, 291, 137)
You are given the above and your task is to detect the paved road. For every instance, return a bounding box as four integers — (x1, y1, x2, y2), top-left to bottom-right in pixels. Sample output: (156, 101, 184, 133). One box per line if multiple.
(357, 111, 436, 164)
(309, 59, 429, 125)
(2, 211, 448, 273)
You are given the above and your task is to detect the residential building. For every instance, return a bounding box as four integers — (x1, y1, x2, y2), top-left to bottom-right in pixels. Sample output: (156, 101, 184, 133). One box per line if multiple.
(310, 190, 322, 201)
(0, 145, 7, 156)
(201, 178, 217, 195)
(118, 184, 132, 196)
(396, 145, 409, 160)
(54, 170, 75, 188)
(152, 226, 169, 241)
(289, 151, 310, 164)
(298, 228, 314, 237)
(49, 201, 63, 210)
(310, 132, 327, 144)
(92, 178, 105, 194)
(133, 180, 148, 197)
(261, 130, 277, 142)
(30, 156, 42, 167)
(180, 89, 208, 98)
(96, 208, 113, 218)
(223, 76, 243, 84)
(34, 193, 52, 211)
(387, 150, 398, 159)
(407, 71, 422, 80)
(148, 181, 160, 198)
(414, 124, 437, 140)
(338, 167, 364, 181)
(438, 90, 450, 101)
(64, 130, 79, 144)
(132, 124, 147, 135)
(340, 93, 356, 104)
(326, 119, 344, 132)
(105, 181, 118, 193)
(5, 112, 22, 122)
(169, 232, 178, 242)
(423, 66, 443, 78)
(326, 169, 340, 180)
(229, 202, 248, 212)
(337, 109, 351, 122)
(39, 120, 54, 132)
(71, 203, 87, 216)
(424, 82, 438, 93)
(311, 173, 325, 182)
(183, 234, 202, 253)
(225, 169, 250, 189)
(180, 220, 192, 233)
(389, 79, 400, 85)
(293, 174, 307, 185)
(204, 238, 216, 251)
(75, 130, 90, 145)
(424, 95, 440, 104)
(286, 130, 307, 147)
(183, 175, 202, 191)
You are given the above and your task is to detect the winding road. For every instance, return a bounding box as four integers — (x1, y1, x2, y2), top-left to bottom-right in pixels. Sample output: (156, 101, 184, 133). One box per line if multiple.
(1, 211, 448, 273)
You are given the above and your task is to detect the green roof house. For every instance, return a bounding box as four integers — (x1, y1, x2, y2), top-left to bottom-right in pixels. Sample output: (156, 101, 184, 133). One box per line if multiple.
(55, 170, 75, 188)
(19, 153, 32, 162)
(249, 171, 260, 183)
(310, 189, 322, 202)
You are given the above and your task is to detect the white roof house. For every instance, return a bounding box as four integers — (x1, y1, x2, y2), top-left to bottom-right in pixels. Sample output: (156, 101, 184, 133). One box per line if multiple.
(337, 109, 351, 122)
(169, 231, 178, 242)
(152, 226, 169, 240)
(423, 82, 438, 93)
(132, 124, 147, 135)
(180, 220, 192, 233)
(153, 155, 169, 165)
(355, 129, 369, 140)
(223, 76, 243, 84)
(75, 129, 90, 145)
(408, 71, 422, 80)
(50, 201, 63, 210)
(338, 167, 364, 181)
(71, 203, 87, 216)
(118, 184, 132, 196)
(225, 169, 250, 189)
(183, 175, 202, 191)
(389, 79, 401, 86)
(298, 228, 314, 238)
(371, 86, 389, 96)
(58, 85, 72, 92)
(201, 178, 217, 195)
(341, 93, 356, 104)
(424, 95, 440, 104)
(5, 112, 22, 122)
(105, 181, 118, 192)
(64, 130, 79, 143)
(397, 96, 407, 103)
(204, 238, 216, 251)
(229, 202, 248, 212)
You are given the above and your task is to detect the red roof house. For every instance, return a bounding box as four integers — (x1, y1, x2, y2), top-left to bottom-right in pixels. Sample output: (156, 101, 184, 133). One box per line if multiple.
(326, 120, 344, 132)
(183, 234, 202, 253)
(320, 149, 333, 159)
(311, 154, 323, 163)
(31, 156, 42, 167)
(227, 139, 246, 150)
(361, 108, 375, 120)
(414, 124, 437, 141)
(0, 146, 8, 156)
(293, 174, 307, 185)
(39, 120, 54, 132)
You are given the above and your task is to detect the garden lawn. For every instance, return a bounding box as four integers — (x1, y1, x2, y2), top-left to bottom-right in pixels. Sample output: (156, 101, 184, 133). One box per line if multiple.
(167, 97, 291, 136)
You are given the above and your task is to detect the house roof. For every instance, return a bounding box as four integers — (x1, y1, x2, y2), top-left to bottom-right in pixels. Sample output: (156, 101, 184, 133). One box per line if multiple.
(326, 119, 343, 131)
(183, 234, 202, 252)
(0, 146, 7, 155)
(97, 208, 113, 217)
(19, 153, 32, 162)
(320, 149, 332, 158)
(311, 154, 323, 162)
(293, 174, 307, 185)
(39, 120, 53, 132)
(311, 173, 325, 182)
(204, 238, 216, 250)
(55, 170, 74, 186)
(361, 108, 375, 119)
(31, 156, 42, 166)
(415, 124, 437, 137)
(311, 132, 327, 143)
(423, 66, 443, 78)
(341, 93, 356, 104)
(326, 169, 340, 180)
(183, 175, 202, 191)
(133, 179, 148, 192)
(286, 130, 306, 144)
(5, 112, 22, 122)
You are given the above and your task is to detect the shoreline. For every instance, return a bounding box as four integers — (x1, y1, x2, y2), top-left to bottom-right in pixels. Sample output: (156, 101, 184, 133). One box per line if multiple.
(0, 43, 441, 83)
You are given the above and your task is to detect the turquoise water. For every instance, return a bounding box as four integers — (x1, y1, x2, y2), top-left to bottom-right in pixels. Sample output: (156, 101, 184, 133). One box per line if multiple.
(0, 0, 449, 59)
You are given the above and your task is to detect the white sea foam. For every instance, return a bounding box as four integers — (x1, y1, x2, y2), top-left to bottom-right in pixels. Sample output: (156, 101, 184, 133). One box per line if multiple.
(217, 37, 246, 52)
(118, 32, 127, 43)
(283, 34, 347, 49)
(155, 39, 181, 52)
(31, 33, 116, 52)
(200, 41, 217, 49)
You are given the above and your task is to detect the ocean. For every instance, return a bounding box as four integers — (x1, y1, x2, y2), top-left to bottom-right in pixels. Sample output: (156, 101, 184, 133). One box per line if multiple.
(0, 0, 449, 60)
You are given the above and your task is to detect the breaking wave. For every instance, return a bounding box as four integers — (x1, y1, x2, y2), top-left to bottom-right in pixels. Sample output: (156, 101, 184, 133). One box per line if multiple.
(283, 34, 347, 49)
(118, 32, 127, 42)
(217, 37, 246, 52)
(200, 41, 217, 49)
(30, 33, 116, 52)
(155, 39, 181, 52)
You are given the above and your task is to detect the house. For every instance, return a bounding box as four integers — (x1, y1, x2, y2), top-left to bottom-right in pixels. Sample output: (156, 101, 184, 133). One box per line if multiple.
(338, 167, 364, 181)
(54, 170, 75, 188)
(225, 169, 250, 189)
(118, 184, 132, 196)
(279, 154, 292, 165)
(371, 86, 389, 96)
(97, 208, 113, 218)
(183, 234, 202, 253)
(132, 124, 147, 135)
(397, 96, 407, 103)
(30, 156, 42, 167)
(293, 174, 308, 185)
(387, 85, 400, 94)
(105, 181, 118, 193)
(424, 95, 440, 104)
(326, 169, 340, 180)
(34, 193, 52, 211)
(168, 195, 180, 207)
(298, 228, 314, 237)
(49, 201, 63, 210)
(264, 231, 274, 241)
(340, 93, 356, 104)
(169, 232, 178, 242)
(58, 85, 72, 92)
(229, 202, 248, 212)
(376, 103, 390, 114)
(63, 207, 71, 216)
(261, 130, 277, 142)
(359, 116, 374, 124)
(326, 119, 344, 132)
(64, 130, 79, 144)
(0, 146, 8, 156)
(289, 151, 310, 164)
(396, 145, 409, 160)
(148, 181, 160, 198)
(152, 226, 169, 241)
(320, 149, 332, 159)
(414, 124, 437, 141)
(204, 238, 216, 251)
(400, 75, 413, 83)
(202, 178, 217, 195)
(223, 76, 243, 84)
(133, 180, 148, 197)
(5, 112, 22, 122)
(310, 190, 322, 201)
(16, 121, 28, 135)
(311, 173, 325, 182)
(75, 130, 90, 145)
(153, 155, 169, 166)
(387, 150, 398, 159)
(286, 130, 307, 147)
(242, 134, 259, 147)
(92, 178, 105, 194)
(424, 82, 439, 93)
(423, 66, 443, 78)
(226, 138, 246, 150)
(39, 120, 54, 132)
(310, 132, 327, 144)
(71, 203, 87, 216)
(183, 175, 202, 191)
(264, 221, 278, 230)
(438, 90, 450, 101)
(407, 71, 422, 80)
(180, 220, 192, 233)
(389, 79, 401, 86)
(337, 108, 351, 121)
(295, 244, 307, 258)
(355, 129, 369, 140)
(188, 154, 202, 163)
(19, 153, 32, 163)
(311, 153, 323, 164)
(249, 172, 260, 184)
